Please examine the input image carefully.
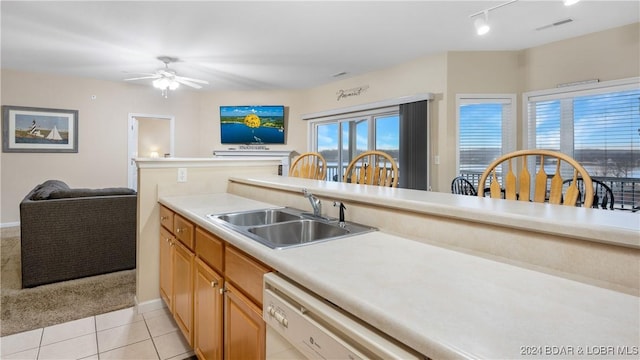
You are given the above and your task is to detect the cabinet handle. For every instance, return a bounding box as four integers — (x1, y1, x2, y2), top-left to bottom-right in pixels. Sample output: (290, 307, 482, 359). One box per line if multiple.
(210, 280, 218, 288)
(160, 216, 168, 221)
(176, 228, 183, 234)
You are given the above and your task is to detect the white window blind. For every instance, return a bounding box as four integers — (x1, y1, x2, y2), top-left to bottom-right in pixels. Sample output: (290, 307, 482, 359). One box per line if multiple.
(456, 95, 516, 186)
(525, 78, 640, 210)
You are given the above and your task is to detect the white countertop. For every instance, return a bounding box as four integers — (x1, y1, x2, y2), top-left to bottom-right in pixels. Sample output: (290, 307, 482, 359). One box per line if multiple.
(159, 192, 640, 360)
(229, 175, 640, 249)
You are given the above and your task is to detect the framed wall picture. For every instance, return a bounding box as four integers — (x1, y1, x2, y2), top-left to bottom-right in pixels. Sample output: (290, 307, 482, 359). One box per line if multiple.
(2, 105, 78, 153)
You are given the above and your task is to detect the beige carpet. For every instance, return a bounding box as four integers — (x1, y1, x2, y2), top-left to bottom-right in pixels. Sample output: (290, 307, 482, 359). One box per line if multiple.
(0, 228, 136, 337)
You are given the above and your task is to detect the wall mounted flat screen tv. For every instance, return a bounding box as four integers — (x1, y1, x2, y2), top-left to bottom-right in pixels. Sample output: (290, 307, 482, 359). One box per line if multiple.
(220, 105, 285, 144)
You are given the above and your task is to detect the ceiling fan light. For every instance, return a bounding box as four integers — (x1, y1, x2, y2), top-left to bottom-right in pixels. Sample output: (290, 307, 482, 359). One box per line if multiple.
(153, 78, 172, 90)
(169, 80, 180, 90)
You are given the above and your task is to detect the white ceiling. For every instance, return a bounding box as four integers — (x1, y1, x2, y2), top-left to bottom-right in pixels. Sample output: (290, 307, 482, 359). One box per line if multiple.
(1, 1, 638, 91)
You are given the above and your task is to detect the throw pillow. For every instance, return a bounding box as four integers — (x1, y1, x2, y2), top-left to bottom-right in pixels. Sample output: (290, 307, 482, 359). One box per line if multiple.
(30, 180, 70, 200)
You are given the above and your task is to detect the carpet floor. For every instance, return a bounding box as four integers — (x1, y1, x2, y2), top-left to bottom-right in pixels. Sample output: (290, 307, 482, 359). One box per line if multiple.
(0, 228, 136, 337)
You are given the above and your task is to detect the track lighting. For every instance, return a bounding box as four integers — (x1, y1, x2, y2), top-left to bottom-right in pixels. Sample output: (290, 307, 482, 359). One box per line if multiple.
(474, 11, 490, 35)
(469, 0, 518, 36)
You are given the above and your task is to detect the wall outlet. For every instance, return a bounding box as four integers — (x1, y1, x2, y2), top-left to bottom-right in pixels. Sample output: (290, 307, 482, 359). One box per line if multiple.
(177, 168, 187, 182)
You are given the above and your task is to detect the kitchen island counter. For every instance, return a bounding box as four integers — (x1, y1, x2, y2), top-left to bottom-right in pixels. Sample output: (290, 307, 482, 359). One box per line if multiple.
(159, 187, 639, 359)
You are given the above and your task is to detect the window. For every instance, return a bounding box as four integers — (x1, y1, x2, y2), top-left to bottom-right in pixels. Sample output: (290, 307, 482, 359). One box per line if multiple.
(525, 78, 640, 210)
(456, 95, 516, 187)
(312, 107, 399, 181)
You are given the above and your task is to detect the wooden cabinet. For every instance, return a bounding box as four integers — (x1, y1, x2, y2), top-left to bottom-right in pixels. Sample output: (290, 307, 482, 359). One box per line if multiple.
(173, 240, 195, 345)
(160, 205, 174, 231)
(159, 227, 174, 309)
(194, 257, 224, 360)
(194, 227, 225, 360)
(174, 213, 195, 250)
(159, 205, 195, 346)
(224, 282, 266, 360)
(224, 246, 269, 359)
(159, 204, 270, 360)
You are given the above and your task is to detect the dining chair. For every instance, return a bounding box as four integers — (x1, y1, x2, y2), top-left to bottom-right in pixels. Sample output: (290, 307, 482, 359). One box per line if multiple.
(289, 152, 327, 180)
(563, 178, 615, 210)
(451, 176, 477, 196)
(343, 150, 398, 187)
(477, 149, 594, 207)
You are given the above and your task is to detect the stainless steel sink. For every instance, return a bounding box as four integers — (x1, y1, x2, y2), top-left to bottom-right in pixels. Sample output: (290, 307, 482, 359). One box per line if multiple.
(206, 207, 376, 249)
(214, 208, 302, 226)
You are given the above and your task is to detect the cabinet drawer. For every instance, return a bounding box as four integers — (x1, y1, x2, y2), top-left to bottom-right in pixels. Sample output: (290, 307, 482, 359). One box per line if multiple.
(174, 214, 195, 250)
(195, 227, 224, 273)
(160, 205, 174, 231)
(225, 246, 269, 306)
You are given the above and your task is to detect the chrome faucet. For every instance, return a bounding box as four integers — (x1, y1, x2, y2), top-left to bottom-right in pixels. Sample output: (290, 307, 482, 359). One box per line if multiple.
(302, 188, 322, 217)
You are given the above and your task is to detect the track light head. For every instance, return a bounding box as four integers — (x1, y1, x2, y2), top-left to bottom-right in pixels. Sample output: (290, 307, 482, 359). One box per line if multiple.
(474, 11, 490, 35)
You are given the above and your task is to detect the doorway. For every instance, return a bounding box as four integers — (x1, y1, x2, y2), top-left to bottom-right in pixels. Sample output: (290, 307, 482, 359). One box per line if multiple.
(127, 113, 175, 190)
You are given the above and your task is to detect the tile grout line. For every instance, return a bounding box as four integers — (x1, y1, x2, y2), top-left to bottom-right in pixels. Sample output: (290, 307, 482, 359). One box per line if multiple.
(94, 315, 100, 359)
(144, 315, 162, 360)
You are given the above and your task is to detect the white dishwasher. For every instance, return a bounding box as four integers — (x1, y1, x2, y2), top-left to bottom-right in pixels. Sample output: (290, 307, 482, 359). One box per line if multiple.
(263, 273, 426, 360)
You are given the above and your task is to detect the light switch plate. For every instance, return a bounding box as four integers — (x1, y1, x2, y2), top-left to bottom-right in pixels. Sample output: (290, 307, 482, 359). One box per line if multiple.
(177, 168, 187, 182)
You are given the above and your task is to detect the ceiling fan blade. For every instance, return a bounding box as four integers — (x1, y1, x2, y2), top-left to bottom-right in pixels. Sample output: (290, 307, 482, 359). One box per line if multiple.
(174, 78, 203, 89)
(124, 75, 160, 81)
(175, 75, 209, 85)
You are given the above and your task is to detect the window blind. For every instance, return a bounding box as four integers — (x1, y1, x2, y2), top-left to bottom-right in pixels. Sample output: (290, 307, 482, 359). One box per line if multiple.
(525, 78, 640, 210)
(456, 95, 516, 187)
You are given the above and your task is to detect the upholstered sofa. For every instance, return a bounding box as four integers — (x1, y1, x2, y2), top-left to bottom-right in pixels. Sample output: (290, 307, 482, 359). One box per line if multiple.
(20, 180, 137, 288)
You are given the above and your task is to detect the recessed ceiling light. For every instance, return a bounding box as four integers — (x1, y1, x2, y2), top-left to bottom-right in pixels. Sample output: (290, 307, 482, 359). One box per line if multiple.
(564, 0, 580, 6)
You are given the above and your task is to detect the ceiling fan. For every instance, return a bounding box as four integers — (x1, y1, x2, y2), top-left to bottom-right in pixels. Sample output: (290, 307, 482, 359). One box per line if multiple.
(124, 56, 209, 97)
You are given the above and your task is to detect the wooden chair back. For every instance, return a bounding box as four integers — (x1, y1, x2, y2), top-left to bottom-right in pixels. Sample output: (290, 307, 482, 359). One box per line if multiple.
(478, 149, 594, 207)
(563, 178, 615, 210)
(289, 152, 327, 180)
(451, 176, 477, 196)
(343, 150, 398, 187)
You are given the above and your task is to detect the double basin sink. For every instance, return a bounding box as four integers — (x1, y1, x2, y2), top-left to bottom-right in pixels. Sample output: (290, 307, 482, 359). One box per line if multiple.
(207, 207, 376, 249)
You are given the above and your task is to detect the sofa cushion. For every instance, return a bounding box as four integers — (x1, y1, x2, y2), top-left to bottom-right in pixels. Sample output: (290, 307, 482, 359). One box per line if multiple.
(48, 187, 136, 199)
(30, 180, 70, 200)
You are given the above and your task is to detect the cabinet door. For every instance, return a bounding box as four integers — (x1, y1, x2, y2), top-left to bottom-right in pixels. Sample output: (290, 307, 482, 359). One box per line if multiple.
(174, 213, 195, 250)
(173, 240, 195, 346)
(225, 246, 270, 306)
(224, 283, 265, 360)
(159, 227, 174, 310)
(194, 258, 224, 360)
(160, 205, 174, 231)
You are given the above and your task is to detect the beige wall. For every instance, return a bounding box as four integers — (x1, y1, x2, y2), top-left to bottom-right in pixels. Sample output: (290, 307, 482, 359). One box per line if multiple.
(0, 70, 202, 224)
(521, 22, 640, 91)
(137, 117, 171, 158)
(2, 23, 639, 224)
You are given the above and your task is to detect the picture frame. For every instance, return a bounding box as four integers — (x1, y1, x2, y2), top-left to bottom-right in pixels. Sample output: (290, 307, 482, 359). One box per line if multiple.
(2, 105, 78, 153)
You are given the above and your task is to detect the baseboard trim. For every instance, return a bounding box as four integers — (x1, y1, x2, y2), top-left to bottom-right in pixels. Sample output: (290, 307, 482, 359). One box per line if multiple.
(135, 297, 166, 314)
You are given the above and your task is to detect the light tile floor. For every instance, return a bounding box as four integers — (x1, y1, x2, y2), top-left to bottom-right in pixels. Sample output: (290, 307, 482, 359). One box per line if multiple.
(0, 306, 194, 360)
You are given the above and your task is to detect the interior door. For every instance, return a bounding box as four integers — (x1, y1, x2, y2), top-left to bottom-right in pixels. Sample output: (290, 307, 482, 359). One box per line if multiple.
(127, 113, 175, 190)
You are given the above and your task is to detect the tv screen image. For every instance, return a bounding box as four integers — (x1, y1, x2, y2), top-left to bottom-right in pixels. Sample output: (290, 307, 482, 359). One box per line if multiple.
(220, 105, 285, 144)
